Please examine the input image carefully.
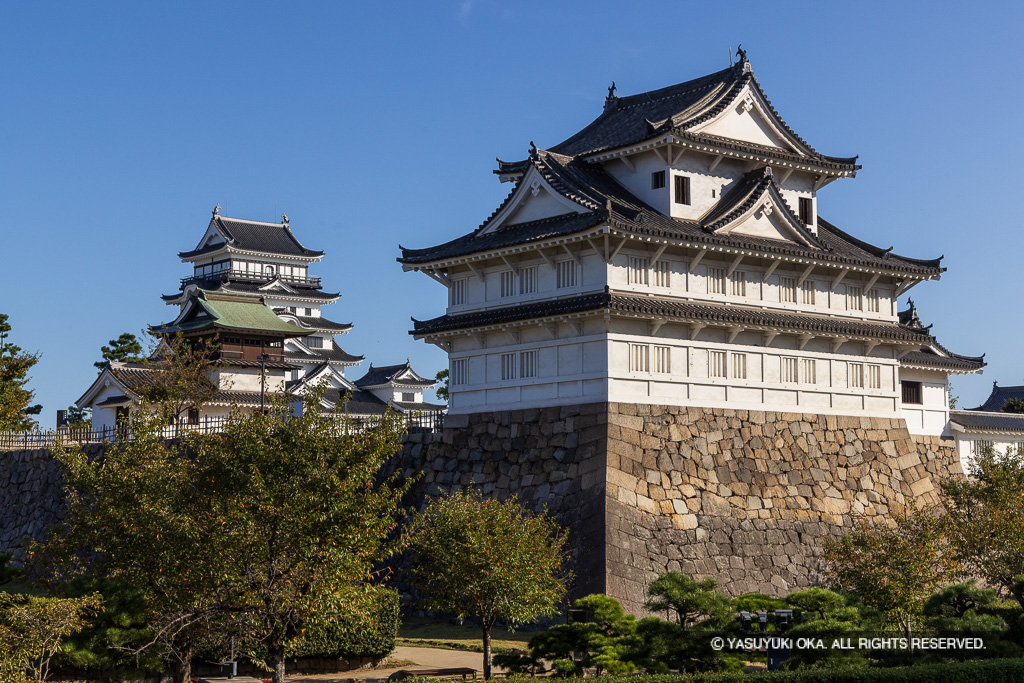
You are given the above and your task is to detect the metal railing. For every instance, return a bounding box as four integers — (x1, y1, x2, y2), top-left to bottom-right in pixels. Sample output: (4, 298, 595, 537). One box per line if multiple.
(0, 411, 446, 452)
(180, 270, 321, 288)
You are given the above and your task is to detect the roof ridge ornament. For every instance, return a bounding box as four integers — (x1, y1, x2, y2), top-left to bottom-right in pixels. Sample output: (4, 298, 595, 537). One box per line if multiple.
(735, 44, 752, 74)
(213, 204, 221, 217)
(281, 212, 289, 226)
(604, 81, 617, 110)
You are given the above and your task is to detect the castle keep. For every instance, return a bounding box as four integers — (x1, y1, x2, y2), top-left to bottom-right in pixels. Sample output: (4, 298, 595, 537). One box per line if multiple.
(397, 54, 984, 612)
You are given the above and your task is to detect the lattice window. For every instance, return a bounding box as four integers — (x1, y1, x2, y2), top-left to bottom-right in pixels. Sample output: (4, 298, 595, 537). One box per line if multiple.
(848, 362, 865, 388)
(867, 288, 880, 313)
(868, 364, 881, 389)
(519, 266, 537, 295)
(709, 350, 728, 378)
(451, 358, 468, 386)
(630, 343, 650, 372)
(628, 257, 649, 286)
(451, 278, 468, 306)
(556, 260, 577, 289)
(654, 345, 671, 374)
(847, 285, 864, 311)
(782, 357, 799, 384)
(730, 271, 747, 297)
(732, 353, 747, 380)
(653, 260, 671, 288)
(801, 280, 816, 305)
(708, 267, 726, 295)
(500, 271, 516, 298)
(500, 353, 516, 380)
(780, 276, 797, 304)
(800, 358, 816, 385)
(520, 350, 537, 378)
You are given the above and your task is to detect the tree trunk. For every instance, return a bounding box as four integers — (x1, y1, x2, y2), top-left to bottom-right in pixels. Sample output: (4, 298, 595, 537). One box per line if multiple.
(904, 614, 913, 646)
(270, 643, 286, 683)
(171, 641, 192, 683)
(482, 621, 492, 680)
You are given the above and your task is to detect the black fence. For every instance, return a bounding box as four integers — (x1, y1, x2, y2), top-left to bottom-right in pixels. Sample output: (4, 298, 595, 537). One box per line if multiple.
(0, 410, 446, 452)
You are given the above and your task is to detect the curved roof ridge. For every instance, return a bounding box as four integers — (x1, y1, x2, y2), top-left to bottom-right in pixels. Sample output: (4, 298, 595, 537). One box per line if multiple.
(817, 218, 944, 269)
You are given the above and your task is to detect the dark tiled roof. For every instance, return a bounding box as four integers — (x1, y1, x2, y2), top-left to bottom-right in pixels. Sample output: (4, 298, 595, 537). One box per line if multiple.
(950, 410, 1024, 433)
(286, 339, 364, 364)
(215, 282, 341, 301)
(412, 289, 937, 344)
(274, 310, 353, 333)
(353, 361, 435, 388)
(179, 215, 323, 258)
(395, 400, 447, 411)
(971, 384, 1024, 412)
(899, 351, 986, 372)
(323, 389, 389, 415)
(95, 395, 131, 407)
(400, 151, 943, 275)
(546, 62, 857, 168)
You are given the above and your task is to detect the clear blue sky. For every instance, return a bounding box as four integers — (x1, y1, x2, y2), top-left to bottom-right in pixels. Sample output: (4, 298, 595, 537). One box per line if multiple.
(1, 1, 1021, 422)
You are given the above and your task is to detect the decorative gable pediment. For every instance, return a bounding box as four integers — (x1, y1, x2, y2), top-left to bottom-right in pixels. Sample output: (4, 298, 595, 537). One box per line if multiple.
(479, 165, 588, 235)
(690, 84, 807, 156)
(717, 196, 812, 245)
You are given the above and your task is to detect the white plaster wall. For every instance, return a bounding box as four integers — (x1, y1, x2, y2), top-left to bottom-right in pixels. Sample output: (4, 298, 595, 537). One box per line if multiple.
(219, 368, 286, 393)
(899, 368, 950, 436)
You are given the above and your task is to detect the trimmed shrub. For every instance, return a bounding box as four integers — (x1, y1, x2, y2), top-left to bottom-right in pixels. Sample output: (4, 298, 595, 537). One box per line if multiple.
(286, 588, 400, 659)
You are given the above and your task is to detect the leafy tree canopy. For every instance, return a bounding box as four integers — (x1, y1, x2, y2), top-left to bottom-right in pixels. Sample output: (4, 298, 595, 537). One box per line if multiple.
(1001, 397, 1024, 414)
(409, 489, 571, 679)
(643, 572, 731, 628)
(0, 592, 102, 683)
(435, 368, 448, 402)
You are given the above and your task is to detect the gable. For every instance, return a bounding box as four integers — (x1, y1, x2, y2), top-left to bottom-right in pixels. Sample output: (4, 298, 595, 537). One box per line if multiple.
(194, 219, 228, 251)
(691, 85, 802, 154)
(479, 166, 587, 235)
(714, 196, 815, 246)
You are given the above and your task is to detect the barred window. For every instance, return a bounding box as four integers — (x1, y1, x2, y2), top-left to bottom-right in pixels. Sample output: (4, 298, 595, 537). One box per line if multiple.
(500, 270, 516, 298)
(867, 288, 880, 313)
(709, 350, 727, 378)
(628, 256, 649, 286)
(520, 350, 538, 378)
(801, 280, 816, 305)
(780, 276, 797, 304)
(519, 266, 537, 295)
(653, 260, 671, 288)
(451, 358, 468, 386)
(556, 259, 577, 289)
(730, 271, 747, 297)
(500, 353, 516, 380)
(848, 362, 865, 388)
(902, 380, 923, 405)
(708, 267, 726, 295)
(630, 343, 650, 372)
(731, 353, 747, 380)
(847, 285, 863, 311)
(867, 364, 881, 389)
(451, 277, 468, 306)
(654, 345, 671, 374)
(972, 440, 993, 457)
(800, 358, 816, 385)
(782, 357, 799, 384)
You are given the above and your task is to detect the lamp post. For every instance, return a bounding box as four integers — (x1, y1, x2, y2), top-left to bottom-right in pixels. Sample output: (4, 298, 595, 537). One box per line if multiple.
(258, 353, 270, 413)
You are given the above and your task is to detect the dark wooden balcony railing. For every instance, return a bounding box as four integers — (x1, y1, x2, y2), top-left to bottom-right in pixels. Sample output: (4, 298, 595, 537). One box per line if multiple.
(181, 269, 321, 288)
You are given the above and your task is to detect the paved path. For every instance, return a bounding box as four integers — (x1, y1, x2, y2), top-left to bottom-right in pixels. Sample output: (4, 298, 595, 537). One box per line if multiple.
(286, 646, 502, 682)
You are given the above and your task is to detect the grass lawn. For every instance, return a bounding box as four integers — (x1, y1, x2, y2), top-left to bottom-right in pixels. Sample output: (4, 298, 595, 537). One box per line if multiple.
(397, 616, 538, 653)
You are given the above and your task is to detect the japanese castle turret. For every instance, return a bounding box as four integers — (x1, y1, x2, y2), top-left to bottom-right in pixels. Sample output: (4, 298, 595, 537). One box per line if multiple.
(400, 55, 984, 437)
(78, 207, 442, 429)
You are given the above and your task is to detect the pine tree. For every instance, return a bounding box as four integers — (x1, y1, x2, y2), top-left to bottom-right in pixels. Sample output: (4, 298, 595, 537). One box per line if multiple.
(94, 332, 143, 371)
(0, 314, 43, 431)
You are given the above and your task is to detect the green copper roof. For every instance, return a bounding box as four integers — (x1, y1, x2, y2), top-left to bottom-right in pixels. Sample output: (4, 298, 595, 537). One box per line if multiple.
(152, 290, 312, 337)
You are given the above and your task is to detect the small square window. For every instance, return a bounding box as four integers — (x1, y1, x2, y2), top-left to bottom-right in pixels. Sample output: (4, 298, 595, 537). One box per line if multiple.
(902, 380, 923, 405)
(798, 197, 813, 225)
(651, 171, 666, 189)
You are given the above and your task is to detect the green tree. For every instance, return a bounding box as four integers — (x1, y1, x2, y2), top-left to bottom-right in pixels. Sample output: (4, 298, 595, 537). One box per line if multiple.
(644, 572, 731, 627)
(62, 406, 90, 428)
(0, 592, 103, 682)
(824, 509, 955, 641)
(435, 368, 449, 402)
(138, 333, 221, 422)
(94, 332, 143, 371)
(526, 594, 637, 676)
(0, 314, 43, 431)
(1002, 398, 1024, 414)
(942, 446, 1024, 607)
(409, 489, 571, 679)
(36, 387, 410, 683)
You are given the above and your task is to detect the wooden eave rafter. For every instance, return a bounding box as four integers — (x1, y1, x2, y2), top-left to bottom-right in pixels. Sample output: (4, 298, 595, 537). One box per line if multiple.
(180, 244, 323, 264)
(419, 306, 931, 350)
(583, 132, 858, 179)
(405, 225, 940, 286)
